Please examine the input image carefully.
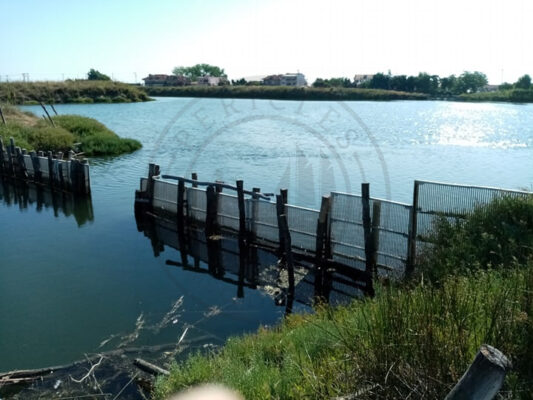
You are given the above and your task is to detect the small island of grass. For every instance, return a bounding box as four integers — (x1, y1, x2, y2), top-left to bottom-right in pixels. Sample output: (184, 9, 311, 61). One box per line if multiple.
(0, 105, 141, 157)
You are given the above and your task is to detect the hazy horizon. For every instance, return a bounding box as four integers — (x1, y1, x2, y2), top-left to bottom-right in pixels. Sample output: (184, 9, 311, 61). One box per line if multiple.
(1, 0, 532, 85)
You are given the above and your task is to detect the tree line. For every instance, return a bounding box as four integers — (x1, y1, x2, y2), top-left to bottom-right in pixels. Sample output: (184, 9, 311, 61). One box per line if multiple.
(313, 72, 533, 95)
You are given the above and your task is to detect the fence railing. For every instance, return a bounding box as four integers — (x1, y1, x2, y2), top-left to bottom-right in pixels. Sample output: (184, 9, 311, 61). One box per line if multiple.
(136, 164, 532, 278)
(0, 137, 90, 194)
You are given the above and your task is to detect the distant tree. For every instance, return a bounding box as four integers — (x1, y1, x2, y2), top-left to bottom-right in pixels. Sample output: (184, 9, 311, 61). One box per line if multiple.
(440, 75, 457, 94)
(499, 82, 513, 90)
(370, 73, 390, 90)
(514, 74, 531, 89)
(405, 76, 416, 92)
(455, 71, 488, 94)
(312, 77, 352, 88)
(87, 69, 111, 81)
(172, 64, 226, 81)
(231, 78, 247, 86)
(390, 75, 407, 91)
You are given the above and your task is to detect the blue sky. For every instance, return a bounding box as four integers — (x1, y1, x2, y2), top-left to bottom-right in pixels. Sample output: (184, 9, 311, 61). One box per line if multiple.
(1, 0, 532, 84)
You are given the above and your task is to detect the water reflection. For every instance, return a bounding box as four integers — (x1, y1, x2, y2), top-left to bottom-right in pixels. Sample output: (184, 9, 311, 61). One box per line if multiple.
(135, 210, 369, 313)
(0, 178, 94, 227)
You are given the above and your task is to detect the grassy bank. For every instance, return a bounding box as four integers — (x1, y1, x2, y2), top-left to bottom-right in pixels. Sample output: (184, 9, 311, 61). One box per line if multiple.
(155, 195, 533, 399)
(0, 105, 141, 156)
(459, 88, 533, 103)
(142, 85, 429, 101)
(0, 81, 151, 104)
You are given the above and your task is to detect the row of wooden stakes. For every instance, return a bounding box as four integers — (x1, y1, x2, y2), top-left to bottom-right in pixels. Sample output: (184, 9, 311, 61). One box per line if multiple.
(0, 137, 91, 194)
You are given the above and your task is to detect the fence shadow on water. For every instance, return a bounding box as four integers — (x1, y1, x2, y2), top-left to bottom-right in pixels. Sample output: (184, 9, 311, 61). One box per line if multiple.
(0, 177, 94, 226)
(135, 210, 370, 313)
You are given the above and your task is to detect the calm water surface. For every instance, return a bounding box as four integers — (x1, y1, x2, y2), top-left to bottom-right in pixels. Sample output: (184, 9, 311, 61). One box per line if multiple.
(0, 98, 531, 371)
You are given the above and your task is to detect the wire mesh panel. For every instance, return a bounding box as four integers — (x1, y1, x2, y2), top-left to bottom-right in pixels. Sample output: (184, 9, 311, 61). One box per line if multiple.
(253, 200, 279, 243)
(153, 179, 179, 214)
(187, 187, 207, 223)
(416, 180, 531, 240)
(286, 205, 319, 252)
(330, 192, 366, 265)
(217, 192, 240, 231)
(373, 198, 411, 274)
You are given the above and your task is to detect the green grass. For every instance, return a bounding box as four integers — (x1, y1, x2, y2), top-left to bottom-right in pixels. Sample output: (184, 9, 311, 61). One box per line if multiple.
(459, 88, 533, 103)
(0, 81, 151, 104)
(142, 85, 429, 101)
(0, 106, 141, 156)
(154, 196, 533, 399)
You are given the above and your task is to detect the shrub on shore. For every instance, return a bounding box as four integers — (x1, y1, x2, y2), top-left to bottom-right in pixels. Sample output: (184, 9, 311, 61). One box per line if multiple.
(0, 106, 141, 156)
(142, 85, 429, 101)
(154, 196, 533, 399)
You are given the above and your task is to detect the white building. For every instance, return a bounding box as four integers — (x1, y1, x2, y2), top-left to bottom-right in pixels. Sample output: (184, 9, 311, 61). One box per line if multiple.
(262, 73, 307, 87)
(280, 73, 307, 86)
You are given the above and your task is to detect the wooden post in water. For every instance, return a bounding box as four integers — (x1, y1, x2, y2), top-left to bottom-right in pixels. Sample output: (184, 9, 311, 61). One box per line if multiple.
(361, 183, 374, 295)
(445, 345, 511, 400)
(276, 189, 288, 254)
(30, 151, 40, 183)
(191, 172, 198, 188)
(250, 187, 260, 241)
(205, 185, 218, 236)
(236, 180, 246, 240)
(177, 179, 185, 231)
(406, 180, 420, 278)
(370, 201, 381, 278)
(7, 138, 15, 177)
(47, 151, 54, 187)
(15, 147, 27, 179)
(147, 163, 157, 203)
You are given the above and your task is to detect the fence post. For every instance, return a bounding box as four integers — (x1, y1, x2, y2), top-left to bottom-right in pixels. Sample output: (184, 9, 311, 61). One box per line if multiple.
(191, 172, 198, 188)
(370, 201, 381, 277)
(250, 187, 260, 241)
(445, 345, 511, 400)
(406, 180, 420, 278)
(276, 188, 288, 253)
(236, 180, 246, 240)
(177, 179, 185, 231)
(361, 183, 375, 295)
(47, 151, 54, 187)
(205, 185, 218, 236)
(147, 163, 157, 204)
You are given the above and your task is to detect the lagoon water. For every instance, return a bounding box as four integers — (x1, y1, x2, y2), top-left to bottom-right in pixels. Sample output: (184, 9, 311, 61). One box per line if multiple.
(1, 98, 532, 371)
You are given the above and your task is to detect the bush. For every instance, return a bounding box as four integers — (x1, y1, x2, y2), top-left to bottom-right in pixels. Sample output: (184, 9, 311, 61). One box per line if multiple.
(419, 195, 533, 282)
(79, 133, 141, 156)
(29, 126, 74, 152)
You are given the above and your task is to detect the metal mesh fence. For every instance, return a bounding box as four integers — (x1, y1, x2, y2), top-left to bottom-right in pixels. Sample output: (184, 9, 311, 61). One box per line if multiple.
(153, 179, 179, 214)
(416, 180, 531, 241)
(253, 200, 279, 243)
(144, 175, 531, 277)
(187, 187, 207, 222)
(286, 205, 319, 251)
(330, 192, 366, 265)
(217, 192, 240, 231)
